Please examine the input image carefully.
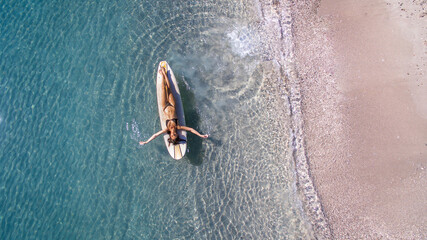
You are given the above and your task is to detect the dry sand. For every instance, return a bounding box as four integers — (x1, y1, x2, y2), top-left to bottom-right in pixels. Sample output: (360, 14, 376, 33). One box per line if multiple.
(291, 0, 427, 239)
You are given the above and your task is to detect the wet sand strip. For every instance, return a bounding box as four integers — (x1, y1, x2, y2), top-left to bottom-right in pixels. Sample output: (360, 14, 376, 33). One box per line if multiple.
(255, 1, 332, 238)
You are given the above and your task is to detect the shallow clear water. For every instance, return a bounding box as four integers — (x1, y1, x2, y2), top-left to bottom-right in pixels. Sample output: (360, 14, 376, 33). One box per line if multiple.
(0, 0, 315, 239)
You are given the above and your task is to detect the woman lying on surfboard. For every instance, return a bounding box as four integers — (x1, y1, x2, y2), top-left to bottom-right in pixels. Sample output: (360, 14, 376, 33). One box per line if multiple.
(139, 66, 208, 146)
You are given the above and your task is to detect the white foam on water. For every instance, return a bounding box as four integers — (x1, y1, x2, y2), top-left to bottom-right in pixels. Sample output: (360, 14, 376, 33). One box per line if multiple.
(128, 119, 145, 142)
(227, 26, 260, 58)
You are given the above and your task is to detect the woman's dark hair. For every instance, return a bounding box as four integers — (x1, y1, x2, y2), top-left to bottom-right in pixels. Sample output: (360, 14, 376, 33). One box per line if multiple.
(168, 136, 186, 146)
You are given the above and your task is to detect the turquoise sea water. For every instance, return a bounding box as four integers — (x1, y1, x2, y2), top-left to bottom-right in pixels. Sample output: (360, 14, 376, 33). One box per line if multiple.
(0, 0, 316, 239)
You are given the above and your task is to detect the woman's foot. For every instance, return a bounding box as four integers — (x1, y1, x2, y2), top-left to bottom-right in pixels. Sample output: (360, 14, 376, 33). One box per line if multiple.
(159, 62, 167, 73)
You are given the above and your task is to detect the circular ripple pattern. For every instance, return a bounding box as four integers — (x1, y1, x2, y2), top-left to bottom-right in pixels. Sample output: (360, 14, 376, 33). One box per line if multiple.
(1, 0, 315, 239)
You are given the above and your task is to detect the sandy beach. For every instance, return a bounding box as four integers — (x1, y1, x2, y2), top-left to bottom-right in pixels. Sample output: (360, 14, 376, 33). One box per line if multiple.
(291, 0, 427, 239)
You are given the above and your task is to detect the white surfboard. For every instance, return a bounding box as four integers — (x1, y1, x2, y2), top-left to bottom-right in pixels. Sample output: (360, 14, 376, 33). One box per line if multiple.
(156, 61, 187, 160)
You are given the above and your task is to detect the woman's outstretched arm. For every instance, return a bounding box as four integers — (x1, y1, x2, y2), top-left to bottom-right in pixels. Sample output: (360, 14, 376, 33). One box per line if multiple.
(139, 129, 167, 145)
(178, 126, 208, 138)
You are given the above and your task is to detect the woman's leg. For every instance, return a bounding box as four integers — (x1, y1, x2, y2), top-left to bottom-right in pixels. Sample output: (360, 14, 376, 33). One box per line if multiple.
(161, 67, 176, 108)
(159, 68, 168, 109)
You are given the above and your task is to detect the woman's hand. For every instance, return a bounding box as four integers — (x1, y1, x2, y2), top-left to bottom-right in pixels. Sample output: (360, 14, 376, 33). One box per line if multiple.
(178, 126, 209, 139)
(139, 129, 167, 146)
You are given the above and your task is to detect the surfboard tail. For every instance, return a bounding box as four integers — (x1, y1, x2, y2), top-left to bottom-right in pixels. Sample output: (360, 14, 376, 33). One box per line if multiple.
(174, 144, 182, 159)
